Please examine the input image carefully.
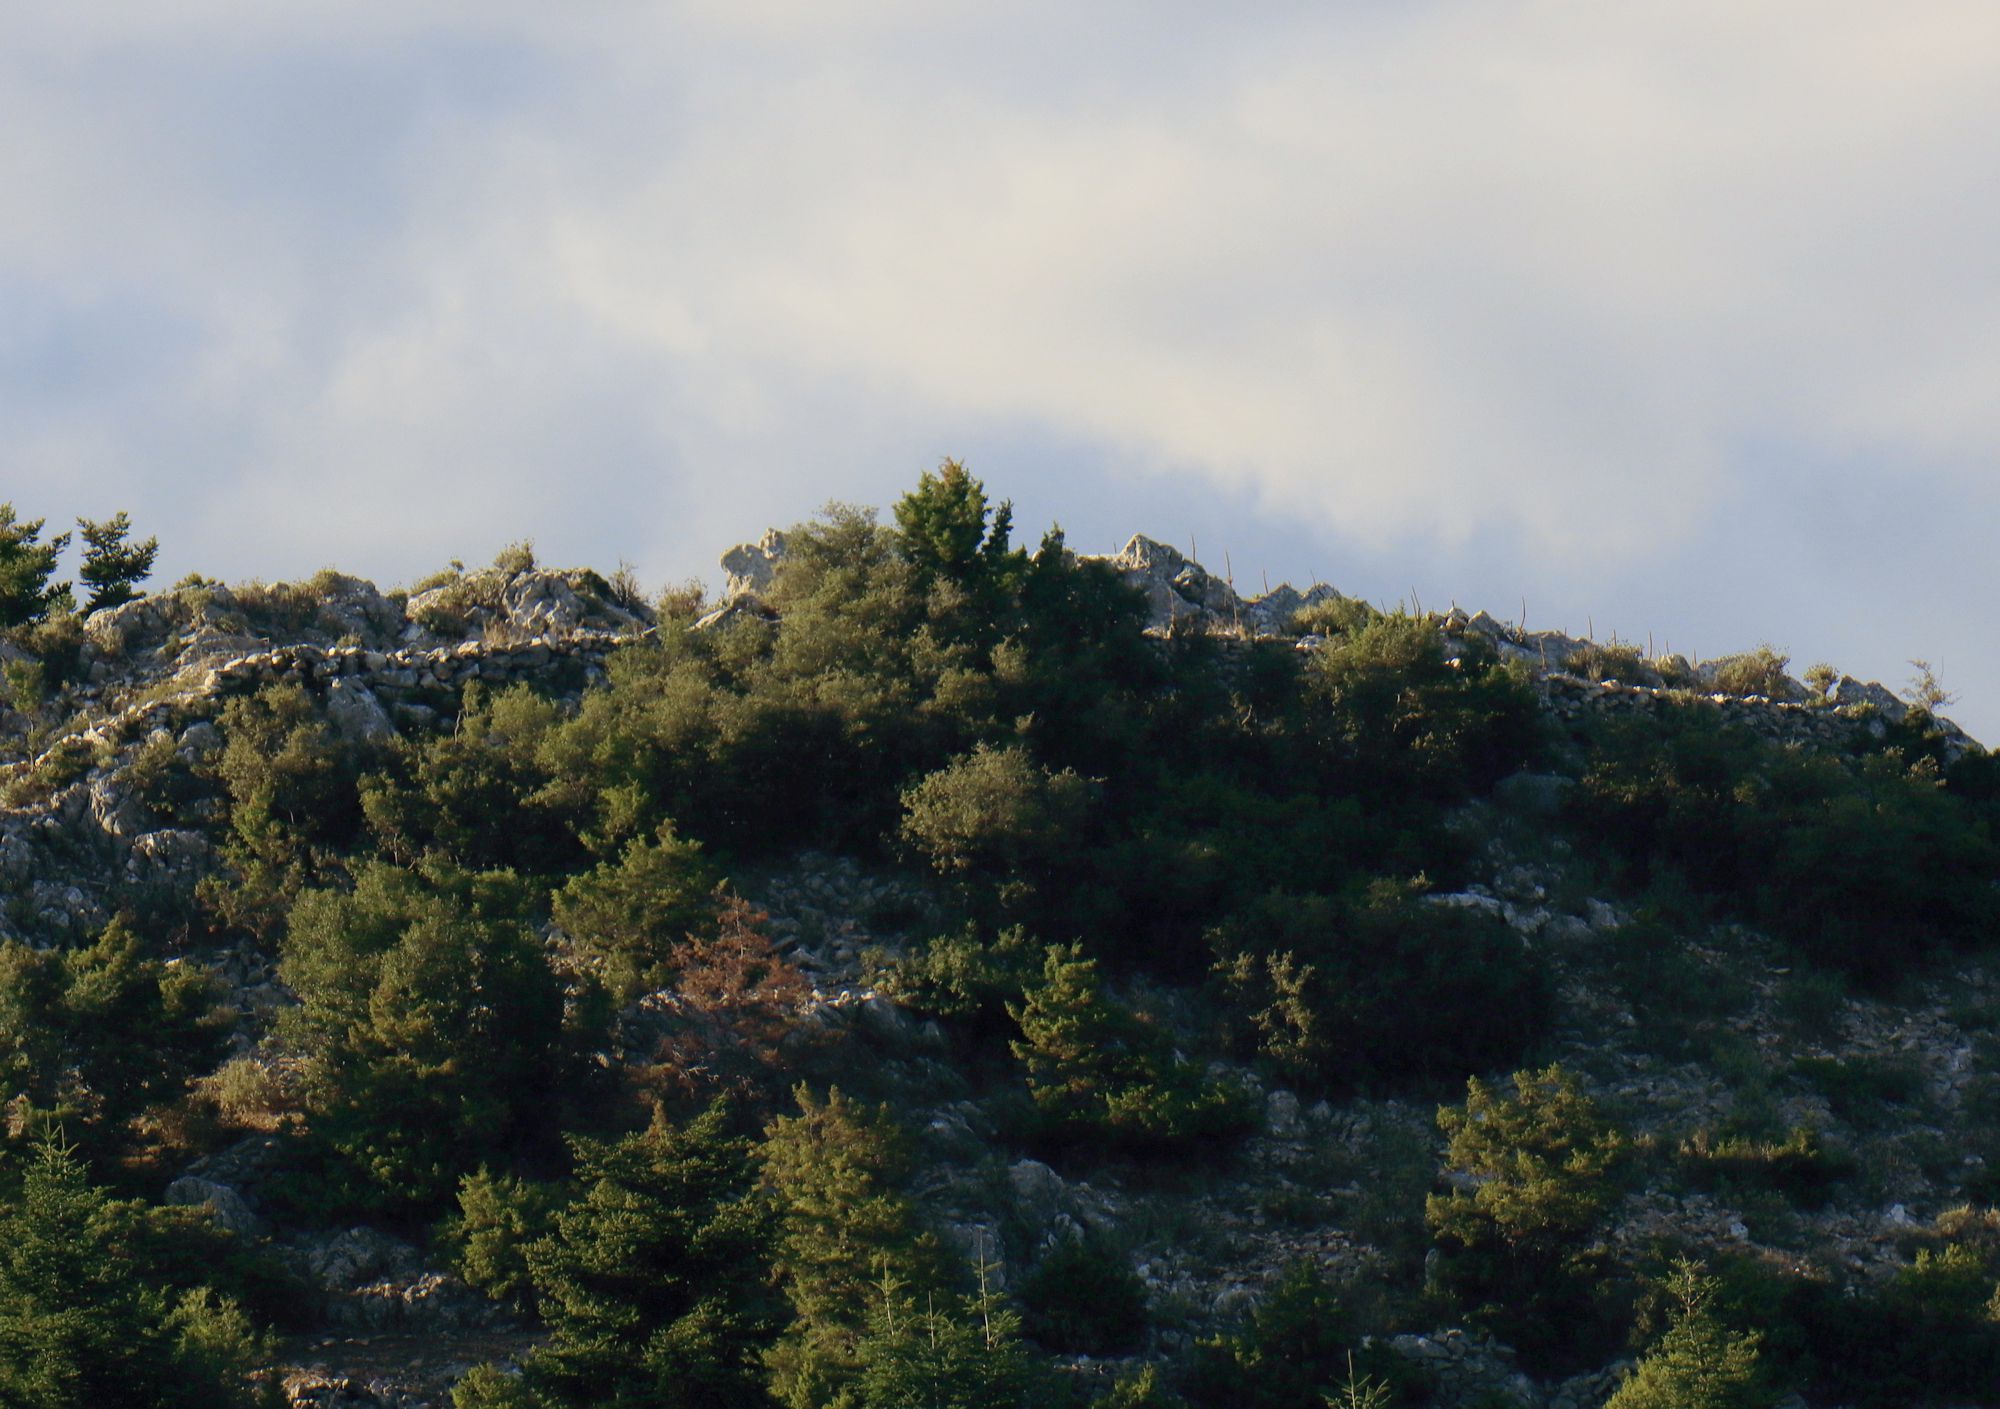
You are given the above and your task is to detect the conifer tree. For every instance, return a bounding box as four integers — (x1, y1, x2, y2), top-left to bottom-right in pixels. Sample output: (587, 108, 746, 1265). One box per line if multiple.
(0, 1138, 268, 1409)
(1605, 1260, 1770, 1409)
(75, 511, 158, 614)
(758, 1087, 948, 1408)
(0, 503, 70, 629)
(518, 1105, 783, 1408)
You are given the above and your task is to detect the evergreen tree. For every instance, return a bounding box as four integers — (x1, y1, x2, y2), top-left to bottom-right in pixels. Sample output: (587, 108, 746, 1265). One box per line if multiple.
(0, 503, 70, 629)
(519, 1105, 783, 1409)
(74, 512, 158, 614)
(0, 1138, 269, 1409)
(853, 1259, 1031, 1409)
(279, 861, 569, 1211)
(759, 1088, 949, 1409)
(1426, 1064, 1628, 1369)
(1605, 1260, 1770, 1409)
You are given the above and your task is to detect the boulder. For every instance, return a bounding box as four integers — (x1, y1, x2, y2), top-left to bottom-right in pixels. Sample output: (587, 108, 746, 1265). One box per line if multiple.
(721, 529, 789, 600)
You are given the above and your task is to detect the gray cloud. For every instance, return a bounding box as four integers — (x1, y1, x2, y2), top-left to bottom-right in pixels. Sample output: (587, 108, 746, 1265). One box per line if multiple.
(2, 2, 1996, 736)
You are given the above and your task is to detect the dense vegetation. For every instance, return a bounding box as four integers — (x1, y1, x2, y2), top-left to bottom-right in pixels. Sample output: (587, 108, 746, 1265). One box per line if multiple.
(1, 467, 1998, 1407)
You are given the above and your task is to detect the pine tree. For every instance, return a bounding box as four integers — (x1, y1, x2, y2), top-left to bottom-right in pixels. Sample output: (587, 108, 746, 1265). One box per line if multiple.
(1605, 1260, 1770, 1409)
(520, 1105, 783, 1409)
(75, 511, 158, 614)
(0, 503, 70, 629)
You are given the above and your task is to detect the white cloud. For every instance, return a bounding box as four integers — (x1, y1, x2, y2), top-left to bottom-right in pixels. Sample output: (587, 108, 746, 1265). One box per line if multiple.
(2, 2, 1999, 730)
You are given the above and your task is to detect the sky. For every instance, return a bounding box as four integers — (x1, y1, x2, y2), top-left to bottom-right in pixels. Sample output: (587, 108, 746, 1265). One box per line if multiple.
(3, 2, 1996, 741)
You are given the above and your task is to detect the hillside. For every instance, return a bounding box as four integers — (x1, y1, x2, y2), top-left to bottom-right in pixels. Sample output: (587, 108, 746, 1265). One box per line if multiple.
(1, 465, 1998, 1409)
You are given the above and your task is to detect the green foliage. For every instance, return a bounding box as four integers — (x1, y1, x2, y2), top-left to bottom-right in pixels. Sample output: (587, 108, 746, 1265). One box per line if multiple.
(0, 1138, 272, 1409)
(0, 503, 71, 631)
(1426, 1065, 1628, 1370)
(891, 460, 1020, 601)
(360, 684, 579, 876)
(1302, 613, 1541, 804)
(874, 924, 1042, 1035)
(1017, 1232, 1147, 1355)
(853, 1262, 1032, 1409)
(1675, 1126, 1852, 1210)
(1605, 1260, 1770, 1409)
(1709, 647, 1795, 700)
(1571, 710, 2000, 982)
(899, 743, 1091, 879)
(758, 1087, 950, 1409)
(442, 1167, 564, 1311)
(551, 823, 719, 1000)
(0, 919, 226, 1144)
(1009, 945, 1251, 1151)
(1289, 594, 1377, 639)
(515, 1105, 784, 1409)
(1566, 641, 1656, 687)
(75, 512, 158, 615)
(204, 683, 372, 935)
(1184, 1262, 1404, 1409)
(278, 861, 570, 1212)
(1210, 882, 1551, 1093)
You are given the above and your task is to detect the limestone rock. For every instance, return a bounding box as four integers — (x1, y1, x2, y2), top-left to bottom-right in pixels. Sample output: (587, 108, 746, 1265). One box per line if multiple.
(721, 529, 789, 600)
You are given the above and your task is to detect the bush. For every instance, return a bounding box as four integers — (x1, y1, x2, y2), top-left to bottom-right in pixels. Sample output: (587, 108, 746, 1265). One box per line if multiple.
(1018, 1233, 1147, 1355)
(278, 861, 571, 1212)
(1710, 646, 1797, 700)
(1676, 1126, 1852, 1209)
(900, 743, 1091, 880)
(1209, 882, 1552, 1093)
(1009, 945, 1252, 1151)
(550, 823, 719, 1001)
(442, 1167, 564, 1311)
(1184, 1262, 1414, 1409)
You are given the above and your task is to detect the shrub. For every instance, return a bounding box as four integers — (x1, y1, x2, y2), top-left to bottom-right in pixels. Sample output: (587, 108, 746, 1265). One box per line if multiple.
(1018, 1233, 1147, 1355)
(899, 743, 1091, 879)
(1209, 882, 1552, 1093)
(1302, 613, 1541, 803)
(1184, 1262, 1412, 1409)
(1676, 1126, 1852, 1209)
(1009, 945, 1251, 1151)
(550, 823, 719, 1000)
(1289, 594, 1378, 639)
(278, 861, 571, 1212)
(1710, 646, 1796, 700)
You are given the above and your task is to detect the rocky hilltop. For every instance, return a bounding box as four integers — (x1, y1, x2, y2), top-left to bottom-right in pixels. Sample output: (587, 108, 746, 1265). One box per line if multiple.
(1, 477, 1996, 1409)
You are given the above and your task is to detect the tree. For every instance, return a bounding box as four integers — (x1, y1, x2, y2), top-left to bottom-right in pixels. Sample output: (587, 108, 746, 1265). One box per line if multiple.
(0, 503, 70, 630)
(1426, 1064, 1628, 1369)
(899, 744, 1091, 879)
(0, 920, 227, 1147)
(853, 1259, 1031, 1409)
(891, 460, 1016, 592)
(279, 861, 570, 1212)
(516, 1105, 784, 1409)
(1008, 944, 1249, 1149)
(758, 1087, 950, 1409)
(75, 512, 158, 614)
(1605, 1260, 1769, 1409)
(551, 823, 719, 1001)
(0, 1138, 270, 1409)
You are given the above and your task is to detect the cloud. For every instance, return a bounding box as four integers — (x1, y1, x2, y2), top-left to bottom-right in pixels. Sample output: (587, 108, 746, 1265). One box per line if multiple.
(2, 3, 1998, 732)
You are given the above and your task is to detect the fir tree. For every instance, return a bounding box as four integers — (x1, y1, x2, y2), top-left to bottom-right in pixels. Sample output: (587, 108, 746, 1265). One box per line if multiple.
(74, 511, 157, 614)
(519, 1105, 783, 1409)
(0, 503, 70, 629)
(1605, 1260, 1770, 1409)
